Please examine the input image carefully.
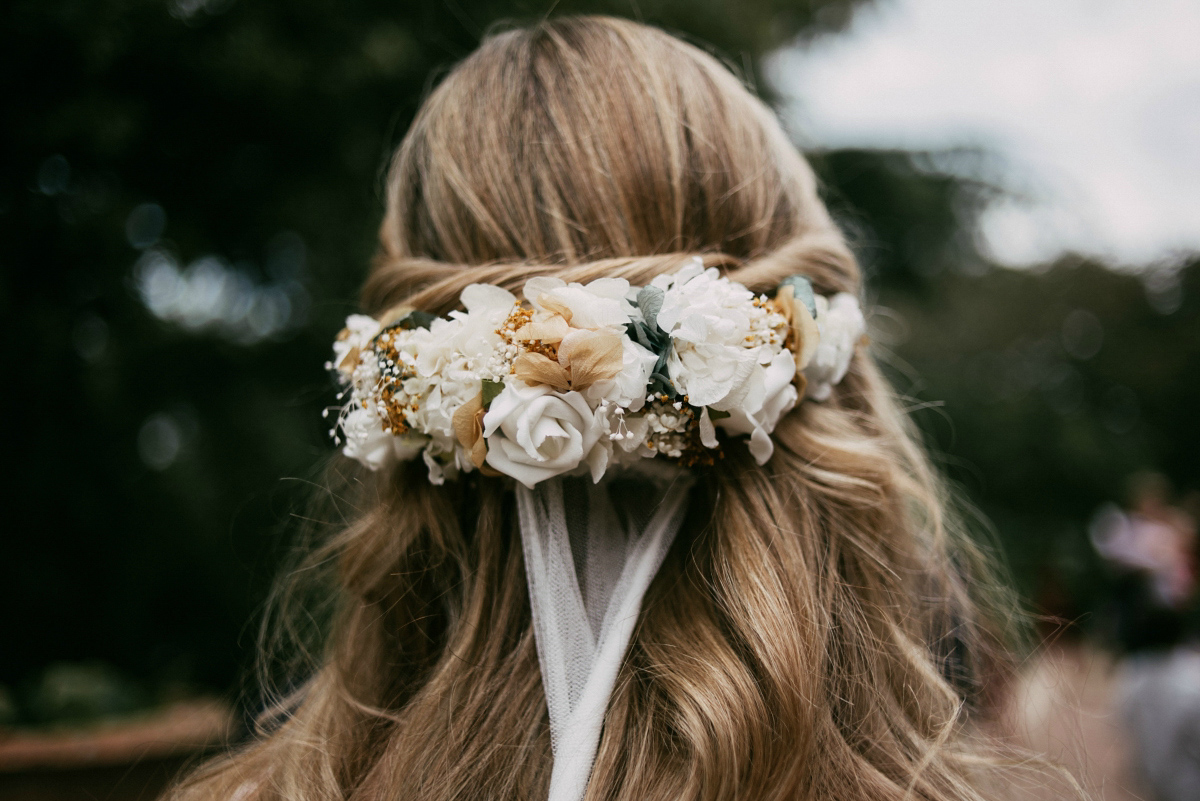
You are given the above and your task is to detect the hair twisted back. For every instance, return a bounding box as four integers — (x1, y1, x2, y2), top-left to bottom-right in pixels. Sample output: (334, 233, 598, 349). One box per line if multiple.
(362, 226, 857, 319)
(170, 15, 1068, 801)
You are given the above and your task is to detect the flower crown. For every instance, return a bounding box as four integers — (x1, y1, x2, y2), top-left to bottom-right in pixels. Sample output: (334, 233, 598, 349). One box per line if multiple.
(327, 259, 865, 488)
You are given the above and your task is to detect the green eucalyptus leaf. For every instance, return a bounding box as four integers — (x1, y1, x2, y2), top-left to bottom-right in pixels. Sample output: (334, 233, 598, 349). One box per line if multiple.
(653, 350, 670, 380)
(626, 320, 653, 350)
(385, 310, 438, 331)
(636, 286, 665, 330)
(648, 370, 677, 399)
(407, 310, 438, 329)
(779, 275, 817, 318)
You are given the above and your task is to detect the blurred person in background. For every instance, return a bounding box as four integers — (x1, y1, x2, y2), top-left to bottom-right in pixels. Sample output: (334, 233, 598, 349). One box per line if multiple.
(1092, 473, 1200, 801)
(1091, 472, 1197, 651)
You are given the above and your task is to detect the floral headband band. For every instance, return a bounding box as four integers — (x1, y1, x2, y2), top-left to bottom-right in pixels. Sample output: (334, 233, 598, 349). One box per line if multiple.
(326, 259, 865, 488)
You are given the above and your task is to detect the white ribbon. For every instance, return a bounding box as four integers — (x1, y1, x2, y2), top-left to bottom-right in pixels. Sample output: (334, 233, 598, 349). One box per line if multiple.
(516, 471, 693, 801)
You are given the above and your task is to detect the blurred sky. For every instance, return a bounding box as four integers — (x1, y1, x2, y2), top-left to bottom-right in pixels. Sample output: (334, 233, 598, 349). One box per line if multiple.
(768, 0, 1200, 269)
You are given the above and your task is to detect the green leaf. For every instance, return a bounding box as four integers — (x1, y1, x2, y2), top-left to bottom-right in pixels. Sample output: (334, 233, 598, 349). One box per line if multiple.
(481, 378, 504, 408)
(705, 408, 731, 420)
(626, 320, 653, 350)
(648, 369, 677, 399)
(628, 287, 675, 398)
(779, 275, 817, 318)
(653, 350, 669, 378)
(401, 310, 437, 330)
(382, 310, 438, 333)
(636, 286, 665, 330)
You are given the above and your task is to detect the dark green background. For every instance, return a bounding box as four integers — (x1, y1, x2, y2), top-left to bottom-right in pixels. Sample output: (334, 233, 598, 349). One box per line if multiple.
(3, 0, 1196, 726)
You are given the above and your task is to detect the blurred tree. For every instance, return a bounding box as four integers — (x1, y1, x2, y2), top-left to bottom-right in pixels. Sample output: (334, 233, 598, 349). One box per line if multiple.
(895, 257, 1200, 618)
(814, 147, 1200, 623)
(0, 0, 869, 720)
(811, 148, 997, 293)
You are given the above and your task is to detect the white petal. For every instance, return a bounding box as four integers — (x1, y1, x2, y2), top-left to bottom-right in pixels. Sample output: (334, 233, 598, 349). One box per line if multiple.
(748, 426, 774, 465)
(698, 407, 719, 449)
(461, 283, 517, 313)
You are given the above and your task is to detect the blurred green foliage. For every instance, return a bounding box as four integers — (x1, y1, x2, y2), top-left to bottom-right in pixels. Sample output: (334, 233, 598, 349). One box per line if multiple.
(2, 0, 1196, 726)
(0, 0, 865, 723)
(815, 149, 1200, 618)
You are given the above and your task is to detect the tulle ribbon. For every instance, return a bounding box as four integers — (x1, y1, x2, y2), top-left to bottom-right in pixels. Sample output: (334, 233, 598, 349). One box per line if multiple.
(516, 471, 694, 801)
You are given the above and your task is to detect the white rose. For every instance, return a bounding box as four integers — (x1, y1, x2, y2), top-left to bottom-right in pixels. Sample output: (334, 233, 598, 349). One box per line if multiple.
(482, 382, 610, 488)
(712, 350, 798, 465)
(523, 276, 634, 330)
(804, 293, 865, 401)
(342, 405, 425, 470)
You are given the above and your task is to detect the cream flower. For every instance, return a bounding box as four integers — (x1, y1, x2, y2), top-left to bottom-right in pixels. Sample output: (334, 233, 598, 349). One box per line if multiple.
(713, 350, 799, 464)
(522, 276, 633, 331)
(454, 284, 519, 348)
(804, 293, 865, 401)
(481, 382, 609, 488)
(773, 282, 820, 375)
(580, 336, 659, 411)
(511, 275, 651, 404)
(514, 328, 655, 411)
(341, 404, 425, 470)
(331, 314, 382, 379)
(653, 261, 766, 411)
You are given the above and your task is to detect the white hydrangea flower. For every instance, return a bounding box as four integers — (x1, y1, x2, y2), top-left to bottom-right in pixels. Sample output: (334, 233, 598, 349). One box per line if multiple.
(523, 276, 634, 331)
(713, 350, 798, 464)
(653, 259, 791, 428)
(653, 261, 762, 410)
(331, 314, 382, 379)
(462, 282, 519, 316)
(804, 293, 865, 401)
(341, 404, 425, 470)
(454, 284, 520, 349)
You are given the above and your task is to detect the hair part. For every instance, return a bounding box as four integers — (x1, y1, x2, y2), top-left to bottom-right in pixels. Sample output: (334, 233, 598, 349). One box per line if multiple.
(170, 15, 1071, 801)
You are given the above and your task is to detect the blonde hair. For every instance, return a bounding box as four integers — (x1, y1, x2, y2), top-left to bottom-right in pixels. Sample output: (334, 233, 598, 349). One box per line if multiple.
(171, 16, 1048, 801)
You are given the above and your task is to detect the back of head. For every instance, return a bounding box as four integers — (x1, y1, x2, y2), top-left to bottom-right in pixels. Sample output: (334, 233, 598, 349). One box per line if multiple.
(366, 15, 853, 312)
(172, 15, 1039, 801)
